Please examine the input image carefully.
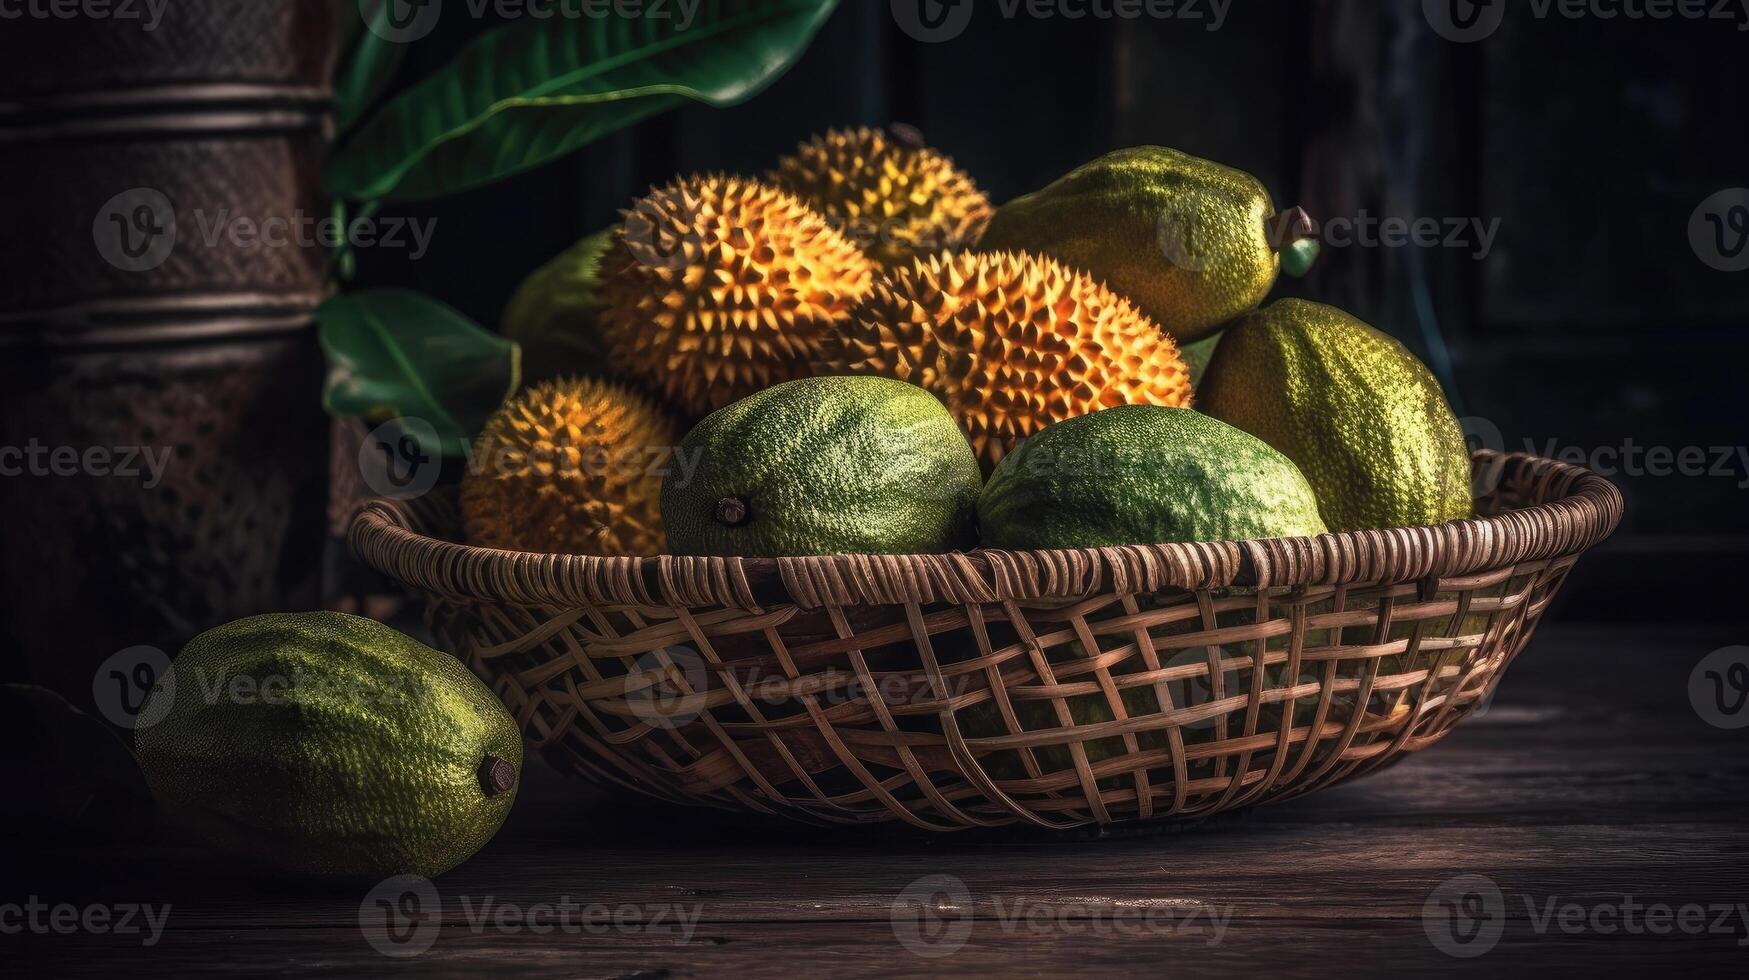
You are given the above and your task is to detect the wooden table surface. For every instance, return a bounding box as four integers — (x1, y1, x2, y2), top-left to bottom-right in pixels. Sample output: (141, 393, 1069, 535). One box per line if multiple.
(7, 622, 1748, 977)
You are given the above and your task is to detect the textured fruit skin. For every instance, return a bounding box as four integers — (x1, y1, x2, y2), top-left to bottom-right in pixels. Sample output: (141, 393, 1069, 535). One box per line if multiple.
(829, 251, 1192, 470)
(978, 146, 1278, 342)
(596, 174, 874, 417)
(133, 612, 522, 880)
(500, 227, 613, 384)
(770, 127, 993, 267)
(662, 376, 981, 557)
(978, 405, 1327, 549)
(462, 376, 678, 556)
(1197, 299, 1474, 532)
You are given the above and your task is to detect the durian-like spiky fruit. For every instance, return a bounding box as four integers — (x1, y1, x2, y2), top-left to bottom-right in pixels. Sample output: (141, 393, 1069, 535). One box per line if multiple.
(830, 251, 1193, 468)
(461, 376, 678, 556)
(770, 126, 994, 267)
(595, 174, 874, 417)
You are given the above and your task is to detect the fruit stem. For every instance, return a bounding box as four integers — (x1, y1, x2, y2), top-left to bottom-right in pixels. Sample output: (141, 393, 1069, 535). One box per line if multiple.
(1267, 206, 1321, 277)
(714, 496, 751, 528)
(478, 756, 516, 797)
(1266, 206, 1315, 247)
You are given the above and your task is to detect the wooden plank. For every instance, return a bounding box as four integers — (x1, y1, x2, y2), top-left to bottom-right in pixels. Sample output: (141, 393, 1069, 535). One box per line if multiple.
(9, 919, 1748, 979)
(5, 624, 1745, 976)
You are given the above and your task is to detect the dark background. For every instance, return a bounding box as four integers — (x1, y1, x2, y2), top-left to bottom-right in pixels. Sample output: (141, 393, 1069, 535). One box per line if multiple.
(354, 0, 1749, 623)
(4, 7, 1747, 974)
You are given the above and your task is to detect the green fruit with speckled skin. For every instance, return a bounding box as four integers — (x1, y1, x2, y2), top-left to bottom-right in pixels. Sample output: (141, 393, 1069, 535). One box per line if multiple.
(1197, 299, 1473, 532)
(662, 376, 981, 557)
(978, 147, 1318, 343)
(977, 405, 1327, 550)
(134, 612, 522, 880)
(501, 227, 614, 385)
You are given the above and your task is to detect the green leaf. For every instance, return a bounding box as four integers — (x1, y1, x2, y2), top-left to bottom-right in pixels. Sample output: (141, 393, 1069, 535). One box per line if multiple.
(1178, 331, 1223, 389)
(318, 289, 522, 456)
(334, 1, 414, 133)
(0, 684, 153, 839)
(325, 0, 839, 203)
(333, 0, 364, 59)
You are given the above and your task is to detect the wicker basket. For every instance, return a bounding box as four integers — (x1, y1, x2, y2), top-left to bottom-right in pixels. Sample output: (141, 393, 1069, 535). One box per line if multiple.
(349, 451, 1621, 832)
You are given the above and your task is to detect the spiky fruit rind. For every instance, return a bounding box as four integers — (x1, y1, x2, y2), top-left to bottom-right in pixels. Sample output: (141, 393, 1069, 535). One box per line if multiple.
(662, 376, 981, 557)
(979, 146, 1278, 342)
(771, 127, 994, 268)
(830, 250, 1193, 469)
(461, 376, 678, 556)
(596, 174, 875, 417)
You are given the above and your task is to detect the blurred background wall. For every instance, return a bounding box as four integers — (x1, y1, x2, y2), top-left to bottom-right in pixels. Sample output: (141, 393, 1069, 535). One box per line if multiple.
(348, 0, 1745, 621)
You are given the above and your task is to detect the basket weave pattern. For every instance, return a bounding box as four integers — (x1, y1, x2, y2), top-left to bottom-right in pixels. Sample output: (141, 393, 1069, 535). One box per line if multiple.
(351, 451, 1621, 831)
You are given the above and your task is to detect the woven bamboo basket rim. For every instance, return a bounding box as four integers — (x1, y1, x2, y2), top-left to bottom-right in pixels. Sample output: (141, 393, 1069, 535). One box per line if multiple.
(350, 450, 1622, 613)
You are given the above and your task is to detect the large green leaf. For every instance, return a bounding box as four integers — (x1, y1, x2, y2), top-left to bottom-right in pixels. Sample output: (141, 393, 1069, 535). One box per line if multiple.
(333, 1, 413, 132)
(0, 685, 152, 839)
(326, 0, 839, 203)
(318, 289, 521, 456)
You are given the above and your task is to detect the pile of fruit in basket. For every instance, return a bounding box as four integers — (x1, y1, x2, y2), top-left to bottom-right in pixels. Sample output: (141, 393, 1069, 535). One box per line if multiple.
(473, 127, 1474, 559)
(127, 132, 1483, 881)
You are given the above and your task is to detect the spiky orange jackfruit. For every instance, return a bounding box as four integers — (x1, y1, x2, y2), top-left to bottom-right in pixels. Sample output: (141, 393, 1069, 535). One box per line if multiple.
(770, 126, 993, 267)
(829, 251, 1193, 468)
(595, 174, 874, 417)
(461, 376, 678, 556)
